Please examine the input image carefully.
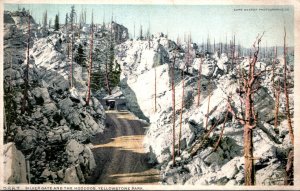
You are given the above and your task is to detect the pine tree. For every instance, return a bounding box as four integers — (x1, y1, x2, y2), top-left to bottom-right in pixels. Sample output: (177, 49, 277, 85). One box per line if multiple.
(104, 51, 112, 95)
(75, 43, 86, 67)
(89, 20, 121, 95)
(65, 13, 68, 27)
(43, 10, 47, 29)
(54, 14, 59, 31)
(69, 5, 76, 87)
(86, 12, 94, 106)
(91, 48, 102, 91)
(48, 19, 52, 29)
(112, 61, 121, 86)
(140, 25, 143, 40)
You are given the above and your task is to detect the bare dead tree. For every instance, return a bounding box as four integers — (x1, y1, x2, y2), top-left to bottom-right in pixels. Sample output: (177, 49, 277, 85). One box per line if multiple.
(186, 34, 191, 73)
(271, 46, 277, 96)
(225, 35, 228, 57)
(86, 12, 94, 106)
(104, 52, 112, 95)
(197, 57, 203, 107)
(189, 109, 224, 157)
(232, 34, 235, 64)
(227, 33, 264, 185)
(206, 34, 210, 53)
(67, 42, 70, 59)
(220, 42, 223, 54)
(214, 107, 229, 151)
(178, 69, 184, 156)
(21, 14, 30, 114)
(242, 33, 264, 185)
(213, 38, 215, 53)
(154, 66, 157, 112)
(284, 149, 294, 185)
(283, 42, 294, 185)
(283, 28, 294, 145)
(271, 46, 281, 129)
(205, 79, 212, 130)
(133, 22, 135, 39)
(178, 38, 186, 155)
(274, 79, 280, 129)
(171, 47, 176, 166)
(9, 55, 13, 92)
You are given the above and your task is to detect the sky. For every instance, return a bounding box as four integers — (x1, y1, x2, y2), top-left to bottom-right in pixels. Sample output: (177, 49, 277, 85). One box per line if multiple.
(4, 4, 294, 48)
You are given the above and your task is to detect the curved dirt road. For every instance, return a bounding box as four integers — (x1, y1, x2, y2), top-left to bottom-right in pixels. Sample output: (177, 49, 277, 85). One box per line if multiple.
(87, 110, 160, 184)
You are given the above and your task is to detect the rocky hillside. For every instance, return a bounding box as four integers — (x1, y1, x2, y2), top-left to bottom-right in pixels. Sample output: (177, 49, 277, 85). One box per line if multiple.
(3, 8, 294, 186)
(115, 33, 294, 185)
(3, 10, 105, 184)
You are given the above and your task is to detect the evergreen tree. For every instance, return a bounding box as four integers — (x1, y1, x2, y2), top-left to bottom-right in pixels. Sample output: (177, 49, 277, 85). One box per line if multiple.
(43, 10, 47, 29)
(108, 41, 115, 87)
(48, 19, 52, 29)
(91, 47, 105, 91)
(139, 25, 143, 40)
(112, 60, 121, 87)
(54, 14, 59, 31)
(69, 5, 76, 87)
(75, 44, 86, 67)
(90, 26, 121, 94)
(69, 6, 76, 27)
(65, 13, 68, 26)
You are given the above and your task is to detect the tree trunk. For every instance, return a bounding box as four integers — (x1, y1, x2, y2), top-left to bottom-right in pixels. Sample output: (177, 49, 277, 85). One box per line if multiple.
(154, 67, 157, 112)
(244, 87, 255, 185)
(213, 38, 215, 53)
(284, 149, 294, 185)
(105, 53, 112, 95)
(272, 46, 277, 96)
(67, 42, 70, 59)
(283, 28, 294, 145)
(171, 56, 176, 166)
(197, 58, 202, 107)
(220, 42, 223, 54)
(244, 123, 254, 185)
(86, 24, 94, 105)
(274, 79, 280, 129)
(70, 31, 74, 87)
(205, 79, 211, 130)
(21, 15, 30, 114)
(178, 70, 184, 155)
(231, 35, 235, 71)
(4, 104, 8, 142)
(9, 55, 13, 92)
(214, 110, 228, 151)
(241, 33, 264, 185)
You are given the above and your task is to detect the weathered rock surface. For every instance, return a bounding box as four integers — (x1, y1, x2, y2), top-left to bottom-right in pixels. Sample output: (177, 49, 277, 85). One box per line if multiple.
(3, 143, 28, 184)
(3, 10, 105, 184)
(117, 35, 294, 186)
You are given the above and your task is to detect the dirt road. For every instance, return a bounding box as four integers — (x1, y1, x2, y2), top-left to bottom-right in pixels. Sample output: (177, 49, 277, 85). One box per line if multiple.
(87, 110, 160, 184)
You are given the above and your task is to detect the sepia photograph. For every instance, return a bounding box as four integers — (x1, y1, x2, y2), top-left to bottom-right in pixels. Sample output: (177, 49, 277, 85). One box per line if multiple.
(1, 0, 299, 190)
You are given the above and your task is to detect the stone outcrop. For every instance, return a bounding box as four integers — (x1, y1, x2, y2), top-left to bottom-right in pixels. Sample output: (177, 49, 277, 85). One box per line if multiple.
(3, 11, 105, 184)
(3, 143, 28, 184)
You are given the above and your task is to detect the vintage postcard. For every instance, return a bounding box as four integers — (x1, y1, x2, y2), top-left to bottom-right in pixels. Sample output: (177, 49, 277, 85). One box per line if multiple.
(1, 0, 299, 190)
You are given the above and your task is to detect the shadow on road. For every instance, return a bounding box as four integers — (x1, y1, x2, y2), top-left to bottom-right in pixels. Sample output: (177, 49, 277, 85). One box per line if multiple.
(86, 147, 159, 184)
(86, 111, 160, 184)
